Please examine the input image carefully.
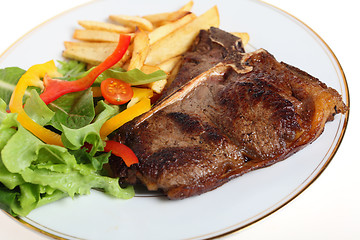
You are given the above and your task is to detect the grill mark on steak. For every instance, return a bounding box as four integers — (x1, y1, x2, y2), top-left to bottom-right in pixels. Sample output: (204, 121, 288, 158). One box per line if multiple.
(109, 29, 348, 200)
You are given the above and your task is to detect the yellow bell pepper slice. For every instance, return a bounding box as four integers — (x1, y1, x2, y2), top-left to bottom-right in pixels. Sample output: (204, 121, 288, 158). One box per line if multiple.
(9, 60, 64, 146)
(127, 87, 153, 108)
(100, 97, 151, 139)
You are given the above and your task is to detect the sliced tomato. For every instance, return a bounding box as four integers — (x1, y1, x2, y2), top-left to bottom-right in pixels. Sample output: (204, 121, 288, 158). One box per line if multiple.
(100, 78, 133, 105)
(104, 140, 139, 167)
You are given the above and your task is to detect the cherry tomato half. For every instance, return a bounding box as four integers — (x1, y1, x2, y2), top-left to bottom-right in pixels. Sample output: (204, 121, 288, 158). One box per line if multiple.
(100, 78, 133, 105)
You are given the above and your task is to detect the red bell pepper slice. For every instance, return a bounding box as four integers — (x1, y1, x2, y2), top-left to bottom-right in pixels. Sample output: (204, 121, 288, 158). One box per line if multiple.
(104, 140, 139, 167)
(40, 34, 131, 105)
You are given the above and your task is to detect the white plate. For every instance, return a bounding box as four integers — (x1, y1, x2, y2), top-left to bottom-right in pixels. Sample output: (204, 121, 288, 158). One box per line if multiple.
(0, 0, 349, 239)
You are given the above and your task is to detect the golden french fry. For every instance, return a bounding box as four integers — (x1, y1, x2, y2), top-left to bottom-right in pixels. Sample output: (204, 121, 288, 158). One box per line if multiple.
(231, 32, 250, 45)
(143, 1, 194, 26)
(142, 56, 183, 94)
(147, 79, 167, 94)
(141, 65, 161, 74)
(166, 0, 194, 22)
(140, 65, 168, 94)
(143, 11, 191, 27)
(165, 56, 183, 88)
(64, 41, 118, 48)
(145, 6, 220, 65)
(63, 43, 116, 65)
(128, 30, 150, 71)
(78, 20, 133, 33)
(121, 61, 130, 71)
(179, 0, 194, 11)
(109, 15, 153, 31)
(73, 29, 120, 42)
(148, 13, 196, 45)
(157, 56, 182, 73)
(63, 42, 132, 67)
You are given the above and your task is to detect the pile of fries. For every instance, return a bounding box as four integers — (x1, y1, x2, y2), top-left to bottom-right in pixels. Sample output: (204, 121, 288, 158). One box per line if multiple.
(63, 1, 249, 94)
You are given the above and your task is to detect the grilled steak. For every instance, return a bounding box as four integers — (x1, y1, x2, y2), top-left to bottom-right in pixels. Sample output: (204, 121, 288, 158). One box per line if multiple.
(162, 27, 245, 98)
(108, 29, 348, 199)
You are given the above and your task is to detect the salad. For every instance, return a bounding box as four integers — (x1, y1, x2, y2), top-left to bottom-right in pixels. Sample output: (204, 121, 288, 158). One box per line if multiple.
(0, 34, 166, 217)
(0, 0, 226, 217)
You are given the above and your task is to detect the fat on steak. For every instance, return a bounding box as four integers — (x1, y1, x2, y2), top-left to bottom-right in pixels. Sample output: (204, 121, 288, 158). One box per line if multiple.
(108, 28, 348, 199)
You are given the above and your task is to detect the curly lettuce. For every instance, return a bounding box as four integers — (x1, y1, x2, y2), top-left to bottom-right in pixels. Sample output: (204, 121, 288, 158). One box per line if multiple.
(0, 98, 134, 217)
(0, 61, 137, 217)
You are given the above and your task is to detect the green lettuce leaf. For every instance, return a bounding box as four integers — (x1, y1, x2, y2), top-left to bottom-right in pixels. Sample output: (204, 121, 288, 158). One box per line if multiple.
(0, 98, 6, 119)
(20, 166, 133, 199)
(0, 60, 137, 217)
(0, 99, 133, 217)
(94, 67, 167, 86)
(2, 124, 43, 173)
(45, 60, 93, 130)
(48, 88, 95, 130)
(0, 184, 20, 216)
(24, 89, 55, 126)
(61, 101, 118, 155)
(0, 67, 26, 105)
(0, 161, 24, 190)
(0, 183, 67, 217)
(70, 148, 111, 171)
(56, 60, 87, 80)
(0, 126, 134, 216)
(0, 99, 18, 150)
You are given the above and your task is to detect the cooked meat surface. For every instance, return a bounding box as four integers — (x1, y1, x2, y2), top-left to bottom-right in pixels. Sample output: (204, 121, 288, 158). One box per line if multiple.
(162, 27, 245, 98)
(108, 29, 348, 200)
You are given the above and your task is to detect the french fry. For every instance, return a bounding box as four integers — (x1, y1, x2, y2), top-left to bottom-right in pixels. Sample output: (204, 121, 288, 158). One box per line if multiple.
(165, 56, 183, 88)
(148, 13, 196, 45)
(143, 1, 194, 27)
(157, 56, 182, 73)
(144, 11, 191, 27)
(165, 0, 194, 24)
(178, 0, 194, 12)
(128, 30, 150, 70)
(63, 46, 112, 66)
(78, 20, 133, 33)
(145, 6, 220, 65)
(64, 2, 250, 97)
(63, 41, 132, 67)
(73, 29, 120, 42)
(140, 65, 167, 94)
(109, 15, 153, 31)
(140, 56, 182, 94)
(231, 32, 250, 45)
(64, 41, 118, 48)
(147, 79, 167, 94)
(141, 65, 161, 74)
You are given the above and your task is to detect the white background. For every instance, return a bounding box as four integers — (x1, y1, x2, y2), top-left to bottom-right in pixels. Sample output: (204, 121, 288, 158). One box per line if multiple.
(0, 0, 359, 239)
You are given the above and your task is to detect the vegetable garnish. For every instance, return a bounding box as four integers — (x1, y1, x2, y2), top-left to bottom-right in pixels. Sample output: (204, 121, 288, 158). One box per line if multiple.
(100, 78, 134, 105)
(8, 34, 131, 147)
(104, 141, 139, 167)
(40, 34, 131, 105)
(0, 1, 220, 218)
(100, 97, 151, 139)
(127, 87, 153, 108)
(0, 31, 163, 216)
(0, 96, 135, 217)
(9, 61, 64, 146)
